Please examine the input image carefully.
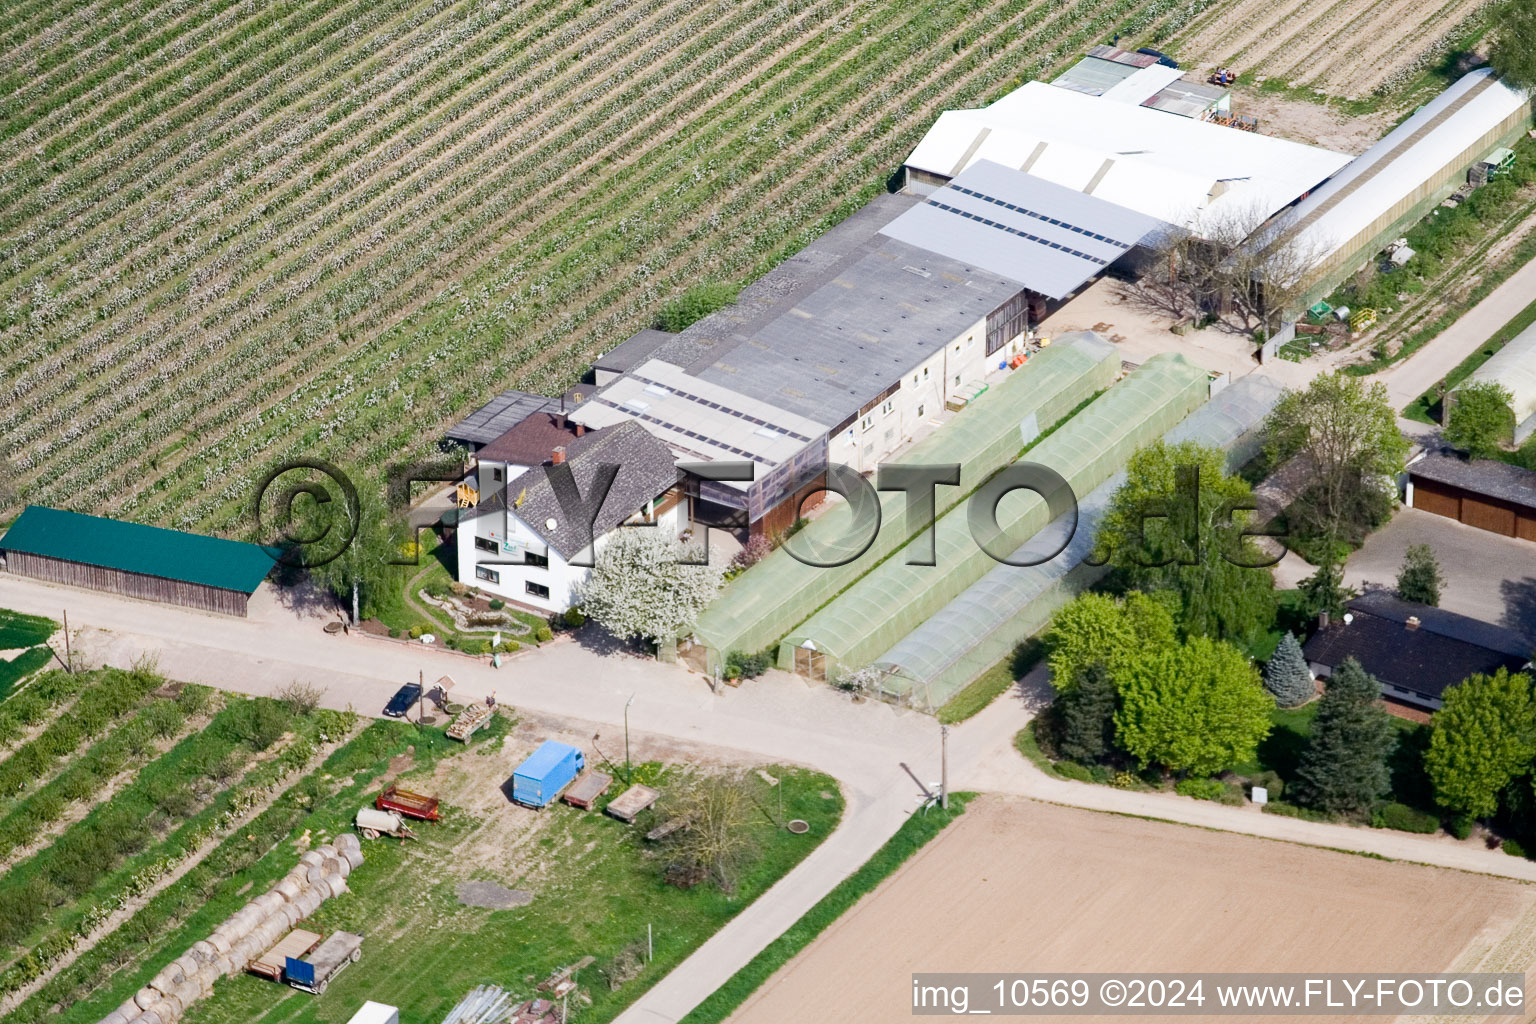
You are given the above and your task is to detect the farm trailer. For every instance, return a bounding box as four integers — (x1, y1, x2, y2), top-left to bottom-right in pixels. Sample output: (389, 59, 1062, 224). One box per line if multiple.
(285, 931, 365, 994)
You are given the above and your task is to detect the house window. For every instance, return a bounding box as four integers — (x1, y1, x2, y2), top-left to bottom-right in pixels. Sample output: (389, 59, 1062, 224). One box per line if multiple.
(524, 550, 549, 568)
(922, 367, 929, 379)
(492, 467, 503, 483)
(917, 404, 925, 418)
(881, 400, 894, 416)
(526, 581, 551, 599)
(475, 565, 500, 584)
(861, 415, 873, 431)
(474, 536, 497, 553)
(953, 374, 960, 386)
(911, 374, 918, 386)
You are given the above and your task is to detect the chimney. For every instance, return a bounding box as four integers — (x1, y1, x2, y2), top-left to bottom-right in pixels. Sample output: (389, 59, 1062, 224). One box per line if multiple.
(575, 422, 586, 437)
(1406, 615, 1420, 631)
(1318, 611, 1330, 630)
(551, 446, 566, 465)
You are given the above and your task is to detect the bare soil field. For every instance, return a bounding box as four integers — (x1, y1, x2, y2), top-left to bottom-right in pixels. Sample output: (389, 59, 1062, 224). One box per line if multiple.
(1169, 0, 1484, 99)
(1233, 91, 1396, 154)
(730, 797, 1536, 1024)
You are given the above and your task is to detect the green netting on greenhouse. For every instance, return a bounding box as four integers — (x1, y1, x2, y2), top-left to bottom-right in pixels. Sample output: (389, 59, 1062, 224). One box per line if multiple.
(872, 372, 1286, 709)
(685, 333, 1120, 670)
(778, 352, 1209, 679)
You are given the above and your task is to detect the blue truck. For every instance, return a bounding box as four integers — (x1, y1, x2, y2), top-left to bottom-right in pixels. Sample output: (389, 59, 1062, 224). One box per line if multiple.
(511, 741, 586, 808)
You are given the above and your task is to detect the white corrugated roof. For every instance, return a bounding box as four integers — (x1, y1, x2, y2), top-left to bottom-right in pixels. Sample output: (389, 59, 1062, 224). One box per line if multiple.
(1464, 320, 1536, 427)
(904, 82, 1350, 231)
(1263, 70, 1529, 263)
(1100, 64, 1185, 105)
(880, 160, 1166, 299)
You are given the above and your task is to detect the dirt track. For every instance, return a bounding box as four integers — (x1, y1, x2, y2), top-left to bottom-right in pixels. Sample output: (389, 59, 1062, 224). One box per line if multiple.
(730, 797, 1536, 1024)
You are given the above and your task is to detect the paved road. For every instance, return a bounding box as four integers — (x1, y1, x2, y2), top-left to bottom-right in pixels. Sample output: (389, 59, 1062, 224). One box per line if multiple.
(1374, 255, 1536, 412)
(6, 572, 1536, 1024)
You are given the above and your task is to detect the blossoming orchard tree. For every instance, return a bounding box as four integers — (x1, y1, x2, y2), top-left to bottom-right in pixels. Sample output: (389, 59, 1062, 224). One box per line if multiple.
(578, 530, 723, 647)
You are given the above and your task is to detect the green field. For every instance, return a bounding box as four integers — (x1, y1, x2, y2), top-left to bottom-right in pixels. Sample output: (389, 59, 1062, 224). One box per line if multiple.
(2, 0, 1271, 534)
(0, 666, 842, 1024)
(0, 607, 57, 701)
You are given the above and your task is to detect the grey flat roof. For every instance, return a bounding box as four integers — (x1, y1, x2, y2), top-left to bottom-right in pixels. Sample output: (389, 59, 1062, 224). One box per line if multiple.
(594, 329, 674, 374)
(696, 238, 1022, 424)
(447, 389, 558, 447)
(1053, 56, 1142, 96)
(1409, 451, 1536, 510)
(1143, 79, 1228, 117)
(880, 160, 1166, 300)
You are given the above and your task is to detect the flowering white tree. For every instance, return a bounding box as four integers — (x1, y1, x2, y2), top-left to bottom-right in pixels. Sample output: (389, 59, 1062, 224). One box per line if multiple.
(578, 530, 723, 645)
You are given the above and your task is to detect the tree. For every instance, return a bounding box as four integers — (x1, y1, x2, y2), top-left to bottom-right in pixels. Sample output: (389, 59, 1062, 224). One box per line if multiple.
(295, 482, 405, 624)
(1292, 659, 1395, 815)
(1263, 373, 1408, 547)
(1425, 667, 1536, 818)
(1444, 380, 1515, 460)
(665, 774, 756, 893)
(1055, 662, 1118, 763)
(1396, 543, 1445, 606)
(1095, 440, 1275, 645)
(1115, 636, 1274, 776)
(1297, 551, 1356, 622)
(578, 530, 723, 645)
(1044, 592, 1176, 692)
(654, 282, 738, 332)
(1263, 632, 1314, 708)
(1489, 0, 1536, 90)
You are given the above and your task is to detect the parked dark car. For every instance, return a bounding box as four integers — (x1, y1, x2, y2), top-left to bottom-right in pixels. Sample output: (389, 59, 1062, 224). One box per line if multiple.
(1136, 47, 1179, 68)
(383, 682, 421, 718)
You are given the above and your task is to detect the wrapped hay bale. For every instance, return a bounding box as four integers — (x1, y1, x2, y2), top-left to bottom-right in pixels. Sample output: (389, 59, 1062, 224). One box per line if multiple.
(299, 850, 325, 869)
(190, 941, 217, 966)
(173, 953, 200, 979)
(213, 953, 237, 977)
(99, 1008, 134, 1024)
(305, 864, 326, 887)
(274, 878, 303, 903)
(133, 987, 162, 1011)
(308, 876, 335, 900)
(315, 843, 338, 860)
(340, 847, 364, 871)
(116, 996, 144, 1021)
(133, 1009, 166, 1024)
(206, 932, 232, 955)
(322, 872, 347, 897)
(253, 892, 285, 915)
(229, 936, 261, 969)
(153, 993, 183, 1021)
(295, 889, 324, 918)
(279, 902, 303, 928)
(174, 977, 201, 1007)
(148, 963, 183, 995)
(320, 857, 344, 880)
(336, 832, 361, 853)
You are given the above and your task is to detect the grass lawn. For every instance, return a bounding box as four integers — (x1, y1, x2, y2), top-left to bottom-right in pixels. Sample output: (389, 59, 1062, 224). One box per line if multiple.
(1403, 292, 1536, 424)
(367, 530, 547, 648)
(179, 746, 843, 1024)
(936, 640, 1044, 725)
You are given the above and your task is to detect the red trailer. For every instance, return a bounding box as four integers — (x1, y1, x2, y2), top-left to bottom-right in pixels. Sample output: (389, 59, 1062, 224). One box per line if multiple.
(376, 784, 441, 821)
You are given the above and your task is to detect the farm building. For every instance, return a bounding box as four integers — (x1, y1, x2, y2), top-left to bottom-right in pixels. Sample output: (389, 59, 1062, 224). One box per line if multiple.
(455, 421, 680, 613)
(0, 506, 274, 616)
(1303, 593, 1532, 712)
(900, 79, 1348, 230)
(872, 372, 1285, 708)
(445, 388, 559, 450)
(777, 353, 1210, 681)
(1405, 451, 1536, 543)
(680, 333, 1120, 676)
(1449, 320, 1536, 443)
(1052, 46, 1231, 120)
(1258, 68, 1533, 312)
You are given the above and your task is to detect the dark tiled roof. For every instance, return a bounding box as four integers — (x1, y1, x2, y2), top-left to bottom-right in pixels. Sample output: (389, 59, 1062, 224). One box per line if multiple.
(1349, 591, 1533, 657)
(510, 421, 678, 558)
(477, 412, 591, 467)
(1303, 606, 1530, 701)
(1408, 452, 1536, 510)
(446, 389, 558, 447)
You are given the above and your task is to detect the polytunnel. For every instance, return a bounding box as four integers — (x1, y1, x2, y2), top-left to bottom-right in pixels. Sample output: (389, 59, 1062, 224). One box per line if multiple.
(778, 352, 1209, 681)
(871, 372, 1286, 708)
(1454, 320, 1536, 443)
(681, 332, 1120, 674)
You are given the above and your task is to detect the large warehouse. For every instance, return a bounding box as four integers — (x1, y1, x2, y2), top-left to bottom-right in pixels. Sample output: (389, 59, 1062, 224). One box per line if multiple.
(901, 78, 1349, 232)
(1258, 68, 1533, 311)
(0, 506, 275, 616)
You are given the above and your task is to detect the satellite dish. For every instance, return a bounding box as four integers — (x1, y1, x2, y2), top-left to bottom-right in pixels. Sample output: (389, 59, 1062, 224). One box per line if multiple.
(546, 518, 558, 531)
(1343, 613, 1354, 625)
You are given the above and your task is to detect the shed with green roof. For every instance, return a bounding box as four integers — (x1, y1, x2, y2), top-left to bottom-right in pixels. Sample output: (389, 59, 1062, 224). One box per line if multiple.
(0, 506, 275, 616)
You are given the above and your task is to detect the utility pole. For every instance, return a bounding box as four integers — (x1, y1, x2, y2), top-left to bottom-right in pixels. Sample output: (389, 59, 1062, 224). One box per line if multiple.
(62, 609, 72, 674)
(647, 923, 653, 962)
(624, 691, 635, 784)
(940, 724, 949, 810)
(417, 670, 425, 731)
